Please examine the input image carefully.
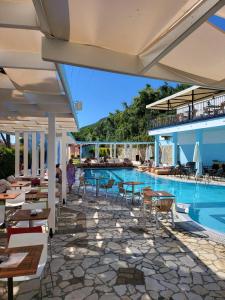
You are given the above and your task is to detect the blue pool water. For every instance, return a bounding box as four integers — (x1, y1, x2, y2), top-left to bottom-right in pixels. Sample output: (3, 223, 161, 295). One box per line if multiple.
(84, 168, 225, 234)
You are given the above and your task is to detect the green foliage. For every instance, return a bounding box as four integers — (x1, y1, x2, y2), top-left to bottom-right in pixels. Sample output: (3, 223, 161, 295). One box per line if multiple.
(0, 145, 15, 179)
(73, 82, 189, 142)
(99, 147, 110, 157)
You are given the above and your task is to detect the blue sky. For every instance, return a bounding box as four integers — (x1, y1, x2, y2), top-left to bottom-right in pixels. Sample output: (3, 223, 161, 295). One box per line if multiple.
(65, 15, 225, 128)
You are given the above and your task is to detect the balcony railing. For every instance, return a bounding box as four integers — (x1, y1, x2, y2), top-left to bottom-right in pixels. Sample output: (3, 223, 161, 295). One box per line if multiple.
(149, 98, 225, 130)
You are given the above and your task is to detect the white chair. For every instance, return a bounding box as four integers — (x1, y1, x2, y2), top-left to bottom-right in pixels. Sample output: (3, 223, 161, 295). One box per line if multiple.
(0, 203, 5, 227)
(18, 202, 48, 229)
(5, 190, 25, 207)
(7, 232, 53, 298)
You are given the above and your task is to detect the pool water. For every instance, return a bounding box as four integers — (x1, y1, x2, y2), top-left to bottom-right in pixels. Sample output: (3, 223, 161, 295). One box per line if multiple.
(84, 168, 225, 234)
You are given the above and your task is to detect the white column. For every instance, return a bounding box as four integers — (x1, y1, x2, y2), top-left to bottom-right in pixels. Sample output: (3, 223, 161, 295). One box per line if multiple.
(154, 135, 160, 166)
(110, 144, 112, 158)
(124, 144, 127, 159)
(48, 114, 56, 232)
(97, 144, 100, 159)
(23, 132, 28, 176)
(68, 145, 71, 160)
(31, 132, 37, 177)
(80, 144, 82, 161)
(15, 131, 20, 177)
(40, 132, 45, 179)
(130, 144, 133, 160)
(95, 144, 97, 158)
(61, 131, 67, 203)
(37, 144, 40, 175)
(195, 130, 203, 175)
(59, 138, 62, 165)
(114, 144, 116, 158)
(172, 133, 178, 166)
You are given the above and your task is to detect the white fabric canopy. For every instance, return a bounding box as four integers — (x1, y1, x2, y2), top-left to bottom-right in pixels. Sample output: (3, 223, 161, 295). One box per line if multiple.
(34, 0, 225, 88)
(146, 86, 224, 110)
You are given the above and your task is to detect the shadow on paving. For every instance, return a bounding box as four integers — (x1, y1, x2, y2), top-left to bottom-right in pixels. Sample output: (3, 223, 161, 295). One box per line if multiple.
(55, 198, 225, 299)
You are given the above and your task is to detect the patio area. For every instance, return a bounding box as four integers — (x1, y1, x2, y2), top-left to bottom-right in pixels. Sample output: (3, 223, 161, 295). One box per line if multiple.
(1, 189, 225, 300)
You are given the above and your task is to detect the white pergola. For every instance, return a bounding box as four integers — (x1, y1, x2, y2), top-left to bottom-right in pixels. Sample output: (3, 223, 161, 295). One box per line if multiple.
(0, 4, 79, 232)
(0, 1, 225, 232)
(76, 141, 154, 161)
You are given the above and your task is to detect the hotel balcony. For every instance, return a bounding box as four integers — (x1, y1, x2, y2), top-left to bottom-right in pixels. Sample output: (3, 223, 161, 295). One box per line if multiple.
(147, 86, 225, 131)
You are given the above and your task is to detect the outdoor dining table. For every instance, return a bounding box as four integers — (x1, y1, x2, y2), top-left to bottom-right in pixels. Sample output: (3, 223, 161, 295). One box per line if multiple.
(9, 208, 50, 227)
(0, 244, 43, 300)
(123, 181, 143, 204)
(86, 177, 108, 197)
(10, 181, 31, 190)
(0, 193, 21, 201)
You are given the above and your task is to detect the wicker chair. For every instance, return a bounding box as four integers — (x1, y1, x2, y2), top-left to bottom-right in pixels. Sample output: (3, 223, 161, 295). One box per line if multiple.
(155, 198, 175, 229)
(77, 176, 94, 196)
(100, 179, 115, 198)
(139, 187, 154, 226)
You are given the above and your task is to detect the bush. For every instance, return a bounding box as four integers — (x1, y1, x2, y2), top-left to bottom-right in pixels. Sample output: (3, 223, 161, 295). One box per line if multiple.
(0, 146, 15, 179)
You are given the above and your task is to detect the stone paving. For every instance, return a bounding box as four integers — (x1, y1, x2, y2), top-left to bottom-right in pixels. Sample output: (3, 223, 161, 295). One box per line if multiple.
(1, 190, 225, 300)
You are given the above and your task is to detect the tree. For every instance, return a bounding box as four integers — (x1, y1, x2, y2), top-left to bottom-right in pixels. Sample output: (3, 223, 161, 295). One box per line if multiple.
(73, 83, 189, 142)
(0, 133, 11, 148)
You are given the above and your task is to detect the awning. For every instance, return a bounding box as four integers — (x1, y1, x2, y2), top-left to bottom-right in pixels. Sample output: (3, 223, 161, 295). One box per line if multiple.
(0, 14, 79, 131)
(32, 0, 225, 89)
(146, 86, 224, 110)
(0, 116, 76, 134)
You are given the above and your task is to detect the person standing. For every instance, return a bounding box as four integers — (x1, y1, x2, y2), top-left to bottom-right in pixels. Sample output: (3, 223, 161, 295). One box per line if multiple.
(66, 159, 75, 193)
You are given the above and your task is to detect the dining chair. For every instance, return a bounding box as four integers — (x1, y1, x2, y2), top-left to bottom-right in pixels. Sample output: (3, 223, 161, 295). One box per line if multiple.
(116, 182, 125, 200)
(20, 201, 48, 229)
(5, 190, 26, 207)
(100, 179, 115, 198)
(7, 226, 42, 241)
(7, 232, 53, 298)
(77, 176, 94, 196)
(142, 188, 154, 225)
(0, 202, 5, 228)
(155, 198, 175, 229)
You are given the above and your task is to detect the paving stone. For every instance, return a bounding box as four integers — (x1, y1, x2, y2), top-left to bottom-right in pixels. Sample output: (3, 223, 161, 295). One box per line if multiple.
(86, 293, 99, 300)
(82, 257, 99, 269)
(65, 287, 94, 300)
(114, 285, 127, 296)
(73, 266, 85, 277)
(145, 278, 165, 292)
(141, 294, 152, 300)
(99, 293, 120, 300)
(172, 293, 187, 300)
(2, 193, 225, 300)
(191, 285, 208, 296)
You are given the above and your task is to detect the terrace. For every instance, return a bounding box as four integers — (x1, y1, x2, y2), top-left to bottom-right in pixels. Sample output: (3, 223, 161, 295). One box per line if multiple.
(0, 1, 225, 299)
(1, 186, 225, 299)
(147, 86, 225, 130)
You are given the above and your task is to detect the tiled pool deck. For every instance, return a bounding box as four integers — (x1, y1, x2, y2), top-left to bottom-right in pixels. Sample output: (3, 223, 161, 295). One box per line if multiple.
(1, 191, 225, 300)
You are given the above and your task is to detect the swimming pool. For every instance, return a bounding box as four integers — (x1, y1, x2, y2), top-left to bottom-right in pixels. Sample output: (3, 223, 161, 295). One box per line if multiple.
(84, 168, 225, 234)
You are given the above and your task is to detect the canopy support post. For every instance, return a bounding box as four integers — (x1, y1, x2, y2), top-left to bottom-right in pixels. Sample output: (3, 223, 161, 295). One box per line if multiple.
(15, 131, 20, 177)
(31, 132, 37, 177)
(195, 129, 203, 176)
(61, 131, 67, 204)
(40, 132, 45, 180)
(172, 133, 178, 166)
(23, 132, 28, 177)
(154, 135, 160, 167)
(48, 113, 56, 233)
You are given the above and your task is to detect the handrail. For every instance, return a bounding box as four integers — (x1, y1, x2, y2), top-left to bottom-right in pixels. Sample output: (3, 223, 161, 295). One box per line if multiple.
(149, 99, 225, 130)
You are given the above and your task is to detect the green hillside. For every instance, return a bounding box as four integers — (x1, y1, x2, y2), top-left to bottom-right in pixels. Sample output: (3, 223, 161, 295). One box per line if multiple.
(73, 83, 189, 142)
